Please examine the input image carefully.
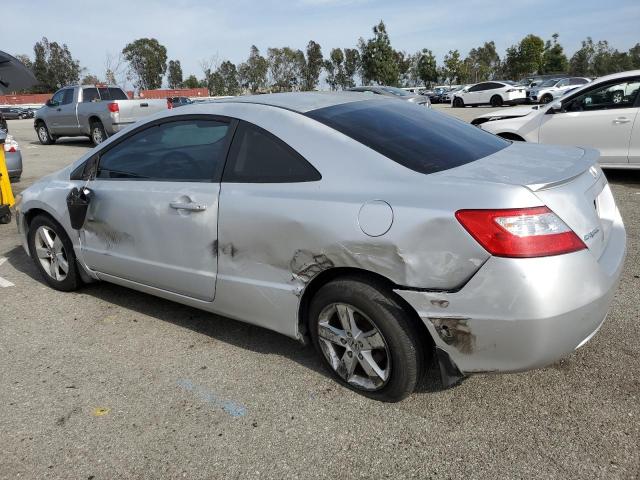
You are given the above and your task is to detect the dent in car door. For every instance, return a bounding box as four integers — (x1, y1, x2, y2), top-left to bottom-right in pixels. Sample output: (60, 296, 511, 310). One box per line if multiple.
(79, 116, 233, 301)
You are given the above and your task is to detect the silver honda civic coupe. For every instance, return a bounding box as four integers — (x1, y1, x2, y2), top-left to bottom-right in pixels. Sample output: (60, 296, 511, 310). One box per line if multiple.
(15, 92, 626, 401)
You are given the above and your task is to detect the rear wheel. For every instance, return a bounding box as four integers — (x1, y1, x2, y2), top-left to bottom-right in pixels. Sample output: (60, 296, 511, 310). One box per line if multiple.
(453, 97, 464, 108)
(36, 122, 55, 145)
(90, 121, 107, 146)
(309, 277, 425, 402)
(540, 94, 553, 104)
(27, 215, 81, 291)
(490, 95, 503, 107)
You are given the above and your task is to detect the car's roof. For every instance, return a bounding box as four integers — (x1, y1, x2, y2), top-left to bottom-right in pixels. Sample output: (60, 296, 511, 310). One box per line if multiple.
(216, 91, 384, 113)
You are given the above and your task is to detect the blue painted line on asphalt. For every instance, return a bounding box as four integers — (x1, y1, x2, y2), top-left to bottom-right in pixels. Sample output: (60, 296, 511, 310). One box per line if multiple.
(177, 378, 247, 417)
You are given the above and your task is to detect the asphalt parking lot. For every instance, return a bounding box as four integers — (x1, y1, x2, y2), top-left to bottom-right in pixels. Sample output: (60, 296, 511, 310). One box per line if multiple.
(1, 105, 638, 479)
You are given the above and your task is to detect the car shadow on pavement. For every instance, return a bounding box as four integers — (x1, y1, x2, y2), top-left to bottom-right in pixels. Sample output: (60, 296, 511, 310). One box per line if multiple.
(605, 169, 640, 185)
(5, 244, 448, 395)
(27, 139, 93, 148)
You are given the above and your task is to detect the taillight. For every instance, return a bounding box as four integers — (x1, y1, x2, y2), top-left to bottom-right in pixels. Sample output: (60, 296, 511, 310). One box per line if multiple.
(455, 206, 586, 258)
(167, 98, 173, 109)
(107, 102, 119, 113)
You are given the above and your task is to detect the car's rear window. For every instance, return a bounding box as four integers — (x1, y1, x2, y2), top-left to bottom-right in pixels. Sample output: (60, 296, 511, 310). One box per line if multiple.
(306, 99, 510, 174)
(98, 87, 128, 100)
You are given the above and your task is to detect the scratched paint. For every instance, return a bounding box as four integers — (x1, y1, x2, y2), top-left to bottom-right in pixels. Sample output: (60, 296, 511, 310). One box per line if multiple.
(177, 379, 246, 417)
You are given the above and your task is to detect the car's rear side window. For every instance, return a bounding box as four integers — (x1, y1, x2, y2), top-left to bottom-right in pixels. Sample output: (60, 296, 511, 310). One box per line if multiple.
(98, 87, 128, 100)
(222, 121, 321, 183)
(306, 99, 510, 174)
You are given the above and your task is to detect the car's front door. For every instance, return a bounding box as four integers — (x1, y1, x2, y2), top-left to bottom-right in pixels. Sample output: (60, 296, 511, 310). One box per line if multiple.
(538, 77, 640, 164)
(55, 88, 79, 134)
(45, 89, 66, 134)
(465, 83, 487, 105)
(79, 115, 233, 301)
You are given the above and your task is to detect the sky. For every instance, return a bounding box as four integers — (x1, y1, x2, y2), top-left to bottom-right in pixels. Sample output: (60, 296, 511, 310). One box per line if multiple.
(2, 0, 639, 87)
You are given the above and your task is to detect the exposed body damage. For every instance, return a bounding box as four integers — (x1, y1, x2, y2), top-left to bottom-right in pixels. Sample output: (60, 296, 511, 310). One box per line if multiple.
(15, 92, 626, 389)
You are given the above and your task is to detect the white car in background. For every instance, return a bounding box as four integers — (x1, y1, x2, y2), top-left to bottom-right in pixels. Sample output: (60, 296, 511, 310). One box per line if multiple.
(472, 70, 640, 168)
(452, 81, 526, 108)
(528, 77, 591, 104)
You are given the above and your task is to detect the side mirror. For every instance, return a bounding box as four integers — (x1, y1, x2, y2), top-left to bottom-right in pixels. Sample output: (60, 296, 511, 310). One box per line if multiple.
(546, 101, 563, 114)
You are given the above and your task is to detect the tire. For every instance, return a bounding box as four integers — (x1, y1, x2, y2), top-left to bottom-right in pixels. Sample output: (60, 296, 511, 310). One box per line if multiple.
(27, 215, 82, 292)
(490, 95, 503, 107)
(540, 94, 553, 104)
(90, 121, 107, 146)
(453, 97, 464, 108)
(308, 277, 425, 402)
(36, 122, 55, 145)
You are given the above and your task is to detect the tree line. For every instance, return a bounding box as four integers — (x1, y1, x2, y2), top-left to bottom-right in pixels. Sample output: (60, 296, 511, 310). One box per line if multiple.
(14, 22, 640, 95)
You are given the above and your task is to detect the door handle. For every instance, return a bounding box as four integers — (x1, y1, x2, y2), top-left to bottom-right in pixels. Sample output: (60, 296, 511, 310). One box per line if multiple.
(170, 201, 207, 212)
(613, 117, 630, 124)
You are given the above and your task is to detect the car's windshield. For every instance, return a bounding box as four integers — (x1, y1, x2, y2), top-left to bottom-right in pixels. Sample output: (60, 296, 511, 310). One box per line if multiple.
(539, 79, 560, 88)
(306, 99, 510, 175)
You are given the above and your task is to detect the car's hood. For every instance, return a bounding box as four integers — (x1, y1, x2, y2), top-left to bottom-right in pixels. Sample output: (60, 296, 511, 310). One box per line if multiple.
(474, 105, 542, 121)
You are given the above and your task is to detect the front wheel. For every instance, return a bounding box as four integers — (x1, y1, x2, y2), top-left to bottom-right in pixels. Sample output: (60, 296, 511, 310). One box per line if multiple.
(309, 278, 425, 402)
(540, 94, 553, 104)
(453, 97, 464, 108)
(36, 123, 56, 145)
(27, 215, 82, 291)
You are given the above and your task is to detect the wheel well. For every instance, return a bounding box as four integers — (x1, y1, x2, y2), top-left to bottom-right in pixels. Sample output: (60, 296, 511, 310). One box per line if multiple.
(89, 116, 102, 126)
(497, 132, 525, 142)
(297, 267, 434, 351)
(34, 119, 45, 127)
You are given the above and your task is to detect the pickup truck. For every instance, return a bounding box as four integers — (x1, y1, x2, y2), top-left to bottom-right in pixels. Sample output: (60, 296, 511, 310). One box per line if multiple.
(34, 85, 168, 146)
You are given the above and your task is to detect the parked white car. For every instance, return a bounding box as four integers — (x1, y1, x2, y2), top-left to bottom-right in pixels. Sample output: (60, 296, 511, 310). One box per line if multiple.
(528, 77, 591, 104)
(472, 70, 640, 168)
(452, 81, 526, 108)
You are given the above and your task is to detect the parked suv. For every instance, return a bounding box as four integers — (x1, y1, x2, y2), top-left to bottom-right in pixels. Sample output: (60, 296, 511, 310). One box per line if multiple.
(452, 81, 526, 107)
(528, 77, 591, 104)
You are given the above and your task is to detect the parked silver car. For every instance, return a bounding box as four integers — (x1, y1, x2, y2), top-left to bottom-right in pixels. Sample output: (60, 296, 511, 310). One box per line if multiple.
(348, 86, 431, 107)
(3, 134, 22, 180)
(15, 92, 626, 401)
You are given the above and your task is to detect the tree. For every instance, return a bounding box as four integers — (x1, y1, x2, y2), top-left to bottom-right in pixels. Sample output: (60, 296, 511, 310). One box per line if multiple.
(81, 74, 101, 85)
(416, 49, 437, 87)
(629, 43, 640, 69)
(542, 33, 568, 74)
(31, 37, 81, 92)
(122, 38, 167, 90)
(358, 21, 399, 86)
(217, 60, 240, 95)
(467, 41, 500, 82)
(104, 52, 128, 88)
(183, 75, 200, 89)
(238, 45, 269, 93)
(14, 54, 32, 70)
(324, 48, 345, 90)
(501, 34, 544, 79)
(167, 60, 183, 88)
(343, 48, 360, 88)
(267, 47, 305, 92)
(443, 50, 463, 85)
(302, 40, 324, 91)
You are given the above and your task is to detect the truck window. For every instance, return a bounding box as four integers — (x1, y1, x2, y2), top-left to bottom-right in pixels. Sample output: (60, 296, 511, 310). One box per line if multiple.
(83, 88, 100, 103)
(98, 88, 128, 101)
(62, 89, 75, 105)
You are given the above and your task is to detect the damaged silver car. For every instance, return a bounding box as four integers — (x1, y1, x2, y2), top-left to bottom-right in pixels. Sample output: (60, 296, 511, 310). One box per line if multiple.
(15, 92, 626, 401)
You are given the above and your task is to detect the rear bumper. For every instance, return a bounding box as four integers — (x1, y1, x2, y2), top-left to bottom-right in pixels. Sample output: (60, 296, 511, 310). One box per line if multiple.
(395, 213, 626, 375)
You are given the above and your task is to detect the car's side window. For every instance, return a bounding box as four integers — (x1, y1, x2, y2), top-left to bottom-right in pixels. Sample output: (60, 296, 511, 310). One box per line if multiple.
(556, 79, 569, 88)
(50, 90, 65, 106)
(566, 78, 640, 112)
(61, 89, 75, 105)
(222, 121, 321, 183)
(468, 83, 486, 92)
(83, 88, 100, 103)
(96, 119, 231, 181)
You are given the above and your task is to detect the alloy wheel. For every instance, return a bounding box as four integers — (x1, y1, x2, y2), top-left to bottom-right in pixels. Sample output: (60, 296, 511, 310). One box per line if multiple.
(38, 126, 48, 143)
(92, 127, 103, 144)
(317, 303, 391, 391)
(34, 225, 69, 281)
